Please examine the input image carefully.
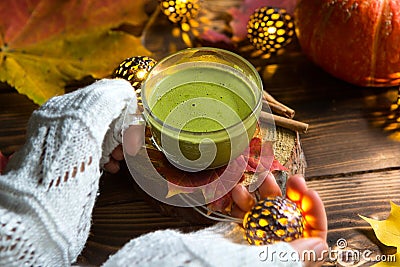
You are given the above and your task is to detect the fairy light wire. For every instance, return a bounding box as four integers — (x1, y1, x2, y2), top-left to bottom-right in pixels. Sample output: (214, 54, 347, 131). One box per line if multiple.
(179, 193, 242, 223)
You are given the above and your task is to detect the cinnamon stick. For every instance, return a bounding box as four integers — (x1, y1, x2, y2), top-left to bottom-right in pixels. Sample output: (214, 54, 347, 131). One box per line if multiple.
(262, 100, 295, 119)
(262, 91, 295, 119)
(259, 110, 309, 134)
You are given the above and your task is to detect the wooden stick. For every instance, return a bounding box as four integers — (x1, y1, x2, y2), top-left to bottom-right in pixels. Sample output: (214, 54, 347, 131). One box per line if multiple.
(260, 110, 309, 134)
(263, 91, 295, 119)
(262, 100, 295, 119)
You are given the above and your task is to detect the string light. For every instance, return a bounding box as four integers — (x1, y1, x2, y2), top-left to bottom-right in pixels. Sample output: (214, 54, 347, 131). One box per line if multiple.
(112, 56, 157, 89)
(243, 196, 304, 245)
(159, 0, 200, 24)
(387, 87, 400, 140)
(247, 7, 294, 54)
(112, 56, 157, 107)
(157, 0, 238, 48)
(364, 87, 400, 142)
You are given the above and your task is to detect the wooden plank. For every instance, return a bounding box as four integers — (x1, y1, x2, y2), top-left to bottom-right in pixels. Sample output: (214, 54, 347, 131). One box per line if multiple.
(0, 90, 38, 155)
(80, 169, 400, 266)
(80, 200, 208, 265)
(96, 166, 144, 206)
(307, 169, 400, 266)
(259, 52, 400, 177)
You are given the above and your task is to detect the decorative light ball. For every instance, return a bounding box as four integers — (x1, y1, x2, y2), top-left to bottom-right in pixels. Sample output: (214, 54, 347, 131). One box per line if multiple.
(113, 56, 157, 88)
(159, 0, 200, 24)
(247, 7, 295, 53)
(243, 196, 304, 245)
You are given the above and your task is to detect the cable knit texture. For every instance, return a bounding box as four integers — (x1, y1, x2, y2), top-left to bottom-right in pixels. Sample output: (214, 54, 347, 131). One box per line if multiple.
(0, 79, 302, 267)
(102, 223, 302, 267)
(0, 79, 134, 266)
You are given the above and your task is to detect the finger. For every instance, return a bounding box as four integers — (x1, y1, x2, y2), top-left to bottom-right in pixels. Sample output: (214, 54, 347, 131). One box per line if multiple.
(231, 184, 255, 213)
(302, 190, 328, 240)
(103, 158, 120, 174)
(258, 172, 282, 198)
(111, 144, 124, 161)
(286, 174, 308, 203)
(230, 205, 248, 219)
(286, 175, 328, 240)
(123, 124, 145, 156)
(290, 238, 328, 267)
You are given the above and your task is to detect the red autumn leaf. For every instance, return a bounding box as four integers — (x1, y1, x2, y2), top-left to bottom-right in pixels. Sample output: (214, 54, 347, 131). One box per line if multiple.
(198, 29, 235, 47)
(249, 136, 262, 156)
(201, 162, 244, 204)
(249, 137, 288, 172)
(151, 123, 286, 209)
(166, 169, 220, 198)
(149, 147, 221, 198)
(245, 137, 277, 172)
(206, 135, 287, 213)
(271, 158, 288, 172)
(0, 0, 150, 104)
(159, 155, 246, 203)
(160, 134, 286, 194)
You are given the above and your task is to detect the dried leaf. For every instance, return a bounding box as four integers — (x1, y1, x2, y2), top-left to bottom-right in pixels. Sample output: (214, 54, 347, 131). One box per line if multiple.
(270, 158, 288, 172)
(198, 29, 235, 47)
(360, 202, 400, 248)
(245, 137, 287, 173)
(0, 0, 151, 104)
(165, 168, 220, 198)
(162, 134, 286, 212)
(148, 146, 221, 198)
(360, 202, 400, 266)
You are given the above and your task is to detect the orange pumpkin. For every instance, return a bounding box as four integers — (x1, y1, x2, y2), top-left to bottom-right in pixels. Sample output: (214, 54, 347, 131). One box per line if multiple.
(294, 0, 400, 87)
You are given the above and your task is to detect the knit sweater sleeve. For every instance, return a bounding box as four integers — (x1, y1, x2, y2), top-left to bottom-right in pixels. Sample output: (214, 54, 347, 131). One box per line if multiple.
(102, 223, 302, 267)
(0, 79, 136, 266)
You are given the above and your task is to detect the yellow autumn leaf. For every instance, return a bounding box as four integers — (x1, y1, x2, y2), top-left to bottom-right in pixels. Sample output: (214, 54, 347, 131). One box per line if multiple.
(360, 201, 400, 266)
(0, 0, 151, 105)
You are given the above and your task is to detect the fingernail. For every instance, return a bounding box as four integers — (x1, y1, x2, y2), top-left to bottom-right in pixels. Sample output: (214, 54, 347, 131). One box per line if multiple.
(123, 124, 145, 156)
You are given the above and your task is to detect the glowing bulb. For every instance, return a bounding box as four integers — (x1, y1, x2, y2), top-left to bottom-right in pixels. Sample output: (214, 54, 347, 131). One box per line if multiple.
(247, 7, 294, 53)
(267, 27, 277, 34)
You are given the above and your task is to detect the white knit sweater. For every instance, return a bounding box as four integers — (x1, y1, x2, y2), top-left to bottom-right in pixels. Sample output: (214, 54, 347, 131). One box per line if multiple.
(0, 79, 301, 267)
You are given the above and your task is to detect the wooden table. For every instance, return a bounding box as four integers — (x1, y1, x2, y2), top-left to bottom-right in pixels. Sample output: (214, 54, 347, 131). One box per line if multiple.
(1, 44, 399, 266)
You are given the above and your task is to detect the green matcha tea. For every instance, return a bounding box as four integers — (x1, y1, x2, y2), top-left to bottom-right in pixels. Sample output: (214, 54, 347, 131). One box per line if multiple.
(151, 81, 253, 133)
(142, 57, 262, 170)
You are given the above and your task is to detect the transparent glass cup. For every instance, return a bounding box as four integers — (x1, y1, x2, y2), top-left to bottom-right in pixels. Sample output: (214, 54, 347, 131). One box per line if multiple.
(141, 47, 263, 171)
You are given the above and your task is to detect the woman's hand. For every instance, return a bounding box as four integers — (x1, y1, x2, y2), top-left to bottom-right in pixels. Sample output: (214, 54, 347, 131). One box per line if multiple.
(103, 123, 145, 173)
(231, 173, 328, 267)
